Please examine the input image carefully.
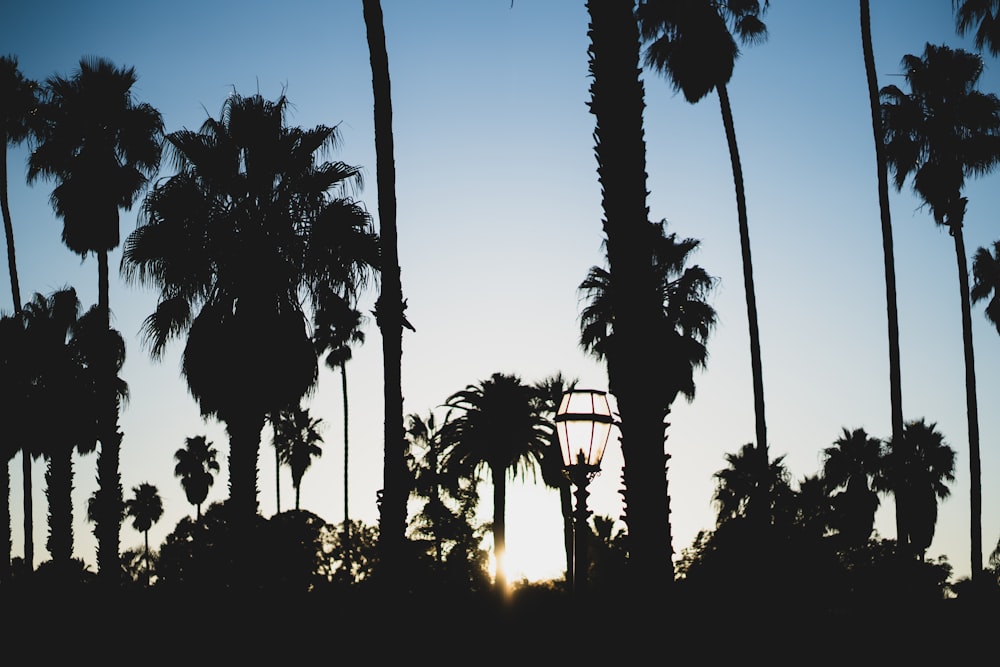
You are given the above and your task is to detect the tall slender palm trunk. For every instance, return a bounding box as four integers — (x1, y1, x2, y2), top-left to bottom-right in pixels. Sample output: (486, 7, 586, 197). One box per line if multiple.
(341, 361, 351, 572)
(860, 0, 906, 554)
(717, 84, 768, 527)
(948, 201, 983, 582)
(363, 0, 408, 590)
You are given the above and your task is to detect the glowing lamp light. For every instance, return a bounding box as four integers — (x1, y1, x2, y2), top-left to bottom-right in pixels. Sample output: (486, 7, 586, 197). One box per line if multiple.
(554, 388, 615, 597)
(555, 388, 613, 470)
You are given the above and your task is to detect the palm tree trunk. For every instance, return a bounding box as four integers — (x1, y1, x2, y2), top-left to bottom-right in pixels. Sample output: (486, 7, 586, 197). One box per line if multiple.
(717, 83, 769, 530)
(45, 450, 74, 564)
(586, 0, 673, 597)
(226, 412, 264, 589)
(2, 133, 31, 577)
(275, 437, 281, 514)
(363, 0, 408, 591)
(94, 248, 124, 585)
(860, 0, 907, 557)
(341, 361, 351, 572)
(143, 529, 150, 587)
(1, 456, 10, 584)
(949, 202, 983, 582)
(491, 465, 507, 595)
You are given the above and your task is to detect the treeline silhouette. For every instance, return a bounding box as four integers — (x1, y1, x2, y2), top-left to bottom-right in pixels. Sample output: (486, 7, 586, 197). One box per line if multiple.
(4, 2, 1000, 655)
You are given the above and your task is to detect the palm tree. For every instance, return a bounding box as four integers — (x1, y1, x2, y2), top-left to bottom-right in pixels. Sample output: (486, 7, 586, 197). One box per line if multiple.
(1, 55, 39, 573)
(124, 482, 163, 586)
(22, 289, 104, 573)
(579, 220, 716, 584)
(877, 419, 956, 561)
(173, 435, 219, 520)
(954, 0, 1000, 56)
(972, 240, 1000, 331)
(637, 0, 771, 526)
(859, 1, 906, 553)
(438, 372, 550, 594)
(821, 427, 883, 549)
(0, 312, 30, 584)
(271, 405, 325, 510)
(121, 93, 371, 560)
(313, 293, 377, 562)
(362, 0, 411, 589)
(712, 442, 791, 526)
(584, 0, 681, 595)
(532, 372, 578, 588)
(579, 219, 717, 407)
(880, 43, 1000, 581)
(27, 57, 163, 583)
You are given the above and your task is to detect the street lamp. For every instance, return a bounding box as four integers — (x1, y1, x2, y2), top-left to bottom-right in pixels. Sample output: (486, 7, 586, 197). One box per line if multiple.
(555, 388, 614, 595)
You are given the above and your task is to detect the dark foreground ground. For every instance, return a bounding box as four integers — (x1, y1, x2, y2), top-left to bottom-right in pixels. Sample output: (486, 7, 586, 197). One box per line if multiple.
(5, 586, 999, 663)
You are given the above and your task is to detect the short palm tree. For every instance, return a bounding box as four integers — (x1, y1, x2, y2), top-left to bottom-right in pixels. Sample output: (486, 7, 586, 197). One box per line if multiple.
(125, 482, 163, 586)
(27, 57, 163, 582)
(822, 427, 883, 548)
(881, 43, 1000, 581)
(637, 0, 771, 527)
(439, 372, 550, 594)
(712, 442, 791, 526)
(121, 93, 371, 548)
(1, 55, 39, 573)
(876, 419, 956, 561)
(954, 0, 1000, 56)
(173, 435, 219, 520)
(972, 240, 1000, 331)
(271, 405, 325, 511)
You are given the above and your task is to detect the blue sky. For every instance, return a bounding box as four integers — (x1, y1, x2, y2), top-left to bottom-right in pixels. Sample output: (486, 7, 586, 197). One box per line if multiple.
(2, 1, 999, 584)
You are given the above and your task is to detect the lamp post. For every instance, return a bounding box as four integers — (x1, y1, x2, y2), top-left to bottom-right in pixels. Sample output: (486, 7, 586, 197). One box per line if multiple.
(555, 388, 613, 595)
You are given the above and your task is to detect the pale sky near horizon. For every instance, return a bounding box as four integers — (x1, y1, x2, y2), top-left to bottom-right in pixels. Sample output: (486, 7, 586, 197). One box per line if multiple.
(2, 1, 1000, 585)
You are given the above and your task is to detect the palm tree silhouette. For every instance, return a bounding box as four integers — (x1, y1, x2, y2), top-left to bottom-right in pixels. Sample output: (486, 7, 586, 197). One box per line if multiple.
(22, 289, 119, 575)
(712, 442, 791, 526)
(313, 294, 377, 568)
(954, 0, 1000, 56)
(27, 57, 163, 582)
(271, 405, 325, 511)
(972, 240, 1000, 331)
(439, 372, 550, 594)
(125, 482, 163, 586)
(121, 93, 368, 556)
(822, 427, 883, 549)
(859, 0, 906, 553)
(579, 220, 716, 406)
(877, 419, 956, 562)
(363, 0, 412, 589)
(0, 313, 30, 583)
(173, 435, 219, 520)
(584, 0, 678, 595)
(637, 0, 771, 527)
(1, 55, 39, 574)
(880, 43, 1000, 581)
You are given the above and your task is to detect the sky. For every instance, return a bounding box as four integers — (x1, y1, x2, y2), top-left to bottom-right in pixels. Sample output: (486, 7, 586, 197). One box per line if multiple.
(2, 0, 1000, 585)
